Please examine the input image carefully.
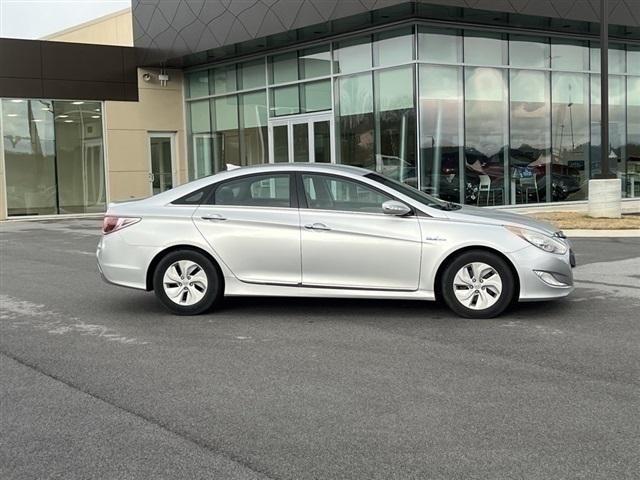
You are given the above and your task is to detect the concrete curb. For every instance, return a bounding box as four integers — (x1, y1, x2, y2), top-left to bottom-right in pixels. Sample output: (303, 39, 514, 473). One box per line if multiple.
(564, 229, 640, 238)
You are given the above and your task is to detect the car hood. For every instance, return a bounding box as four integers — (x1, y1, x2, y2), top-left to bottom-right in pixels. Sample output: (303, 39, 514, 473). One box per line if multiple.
(444, 205, 558, 235)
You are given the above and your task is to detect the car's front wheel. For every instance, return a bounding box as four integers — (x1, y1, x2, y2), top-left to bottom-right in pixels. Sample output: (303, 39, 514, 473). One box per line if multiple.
(153, 250, 222, 315)
(441, 250, 516, 319)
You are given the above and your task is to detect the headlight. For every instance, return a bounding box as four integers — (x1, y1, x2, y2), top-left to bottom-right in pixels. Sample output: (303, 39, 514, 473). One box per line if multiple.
(506, 226, 568, 255)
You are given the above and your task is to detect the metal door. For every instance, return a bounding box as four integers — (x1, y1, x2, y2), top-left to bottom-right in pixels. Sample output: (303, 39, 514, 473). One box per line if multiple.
(193, 173, 302, 285)
(148, 132, 175, 195)
(298, 173, 422, 290)
(268, 113, 335, 164)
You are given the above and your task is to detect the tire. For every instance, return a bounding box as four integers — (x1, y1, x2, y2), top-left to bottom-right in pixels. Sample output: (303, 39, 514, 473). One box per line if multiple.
(153, 250, 222, 315)
(441, 250, 516, 319)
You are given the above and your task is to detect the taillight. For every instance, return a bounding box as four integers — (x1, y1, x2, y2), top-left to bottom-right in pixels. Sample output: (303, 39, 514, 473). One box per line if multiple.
(102, 216, 141, 235)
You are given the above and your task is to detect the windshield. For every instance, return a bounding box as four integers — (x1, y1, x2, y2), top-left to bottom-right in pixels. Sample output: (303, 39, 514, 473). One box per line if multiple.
(365, 173, 459, 210)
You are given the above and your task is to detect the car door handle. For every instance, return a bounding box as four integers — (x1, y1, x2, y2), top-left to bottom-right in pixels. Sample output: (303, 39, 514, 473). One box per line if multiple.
(201, 213, 227, 221)
(304, 222, 331, 231)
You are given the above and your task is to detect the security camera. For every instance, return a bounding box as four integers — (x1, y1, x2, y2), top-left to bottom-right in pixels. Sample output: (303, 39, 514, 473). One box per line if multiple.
(142, 73, 152, 82)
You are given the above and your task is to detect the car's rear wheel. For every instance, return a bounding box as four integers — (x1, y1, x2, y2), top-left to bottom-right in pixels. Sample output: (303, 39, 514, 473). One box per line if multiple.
(153, 250, 221, 315)
(441, 250, 516, 319)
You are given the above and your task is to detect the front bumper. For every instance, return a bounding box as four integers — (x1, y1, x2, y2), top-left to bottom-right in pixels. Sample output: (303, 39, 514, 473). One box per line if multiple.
(510, 245, 574, 301)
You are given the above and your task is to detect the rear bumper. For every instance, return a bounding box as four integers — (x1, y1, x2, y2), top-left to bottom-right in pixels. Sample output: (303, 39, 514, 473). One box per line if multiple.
(96, 234, 150, 291)
(511, 245, 574, 301)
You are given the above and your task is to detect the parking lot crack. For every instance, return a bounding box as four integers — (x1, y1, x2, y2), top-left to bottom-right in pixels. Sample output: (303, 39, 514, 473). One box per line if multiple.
(0, 350, 276, 480)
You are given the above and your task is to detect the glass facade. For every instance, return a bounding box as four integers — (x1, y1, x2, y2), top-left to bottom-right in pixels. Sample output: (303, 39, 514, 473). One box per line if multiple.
(185, 24, 640, 205)
(419, 64, 463, 200)
(375, 66, 417, 185)
(338, 72, 374, 171)
(552, 73, 590, 200)
(1, 99, 106, 216)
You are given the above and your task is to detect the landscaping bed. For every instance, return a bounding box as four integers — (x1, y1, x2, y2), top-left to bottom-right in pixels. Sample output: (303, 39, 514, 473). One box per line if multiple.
(528, 212, 640, 230)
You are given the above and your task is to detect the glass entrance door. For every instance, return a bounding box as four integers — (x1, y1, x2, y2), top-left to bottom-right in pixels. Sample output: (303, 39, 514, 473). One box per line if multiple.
(149, 133, 175, 195)
(268, 114, 334, 163)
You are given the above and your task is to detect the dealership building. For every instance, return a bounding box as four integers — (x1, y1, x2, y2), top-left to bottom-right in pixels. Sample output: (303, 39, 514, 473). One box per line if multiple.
(0, 0, 639, 220)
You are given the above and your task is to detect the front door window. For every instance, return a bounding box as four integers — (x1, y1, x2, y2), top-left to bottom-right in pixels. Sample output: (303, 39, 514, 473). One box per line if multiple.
(301, 174, 391, 213)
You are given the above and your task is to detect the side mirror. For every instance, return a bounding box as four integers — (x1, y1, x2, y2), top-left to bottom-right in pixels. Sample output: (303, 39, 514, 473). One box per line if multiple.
(382, 200, 411, 216)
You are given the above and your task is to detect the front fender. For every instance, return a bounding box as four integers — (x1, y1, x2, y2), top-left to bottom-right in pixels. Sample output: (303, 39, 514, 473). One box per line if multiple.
(418, 218, 528, 292)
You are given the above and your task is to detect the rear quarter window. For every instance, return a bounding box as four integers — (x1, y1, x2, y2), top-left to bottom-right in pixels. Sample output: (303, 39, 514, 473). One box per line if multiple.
(171, 186, 212, 205)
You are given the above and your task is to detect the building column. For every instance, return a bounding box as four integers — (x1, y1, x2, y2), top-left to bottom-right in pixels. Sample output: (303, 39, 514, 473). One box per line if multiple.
(588, 0, 621, 218)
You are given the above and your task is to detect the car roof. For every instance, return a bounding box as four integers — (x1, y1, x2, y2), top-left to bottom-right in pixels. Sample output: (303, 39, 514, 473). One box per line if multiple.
(224, 162, 370, 176)
(135, 163, 372, 206)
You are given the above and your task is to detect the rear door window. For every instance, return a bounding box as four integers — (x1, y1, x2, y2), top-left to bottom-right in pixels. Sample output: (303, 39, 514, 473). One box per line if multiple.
(210, 174, 292, 208)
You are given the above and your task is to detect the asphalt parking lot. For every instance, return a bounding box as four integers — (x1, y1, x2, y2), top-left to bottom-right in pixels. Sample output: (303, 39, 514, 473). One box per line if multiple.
(1, 218, 639, 480)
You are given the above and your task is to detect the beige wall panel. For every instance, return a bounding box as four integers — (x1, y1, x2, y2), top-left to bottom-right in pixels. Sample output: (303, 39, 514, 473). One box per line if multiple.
(106, 89, 184, 131)
(106, 129, 150, 172)
(115, 14, 134, 45)
(44, 10, 133, 46)
(102, 67, 186, 202)
(106, 70, 184, 130)
(108, 171, 151, 201)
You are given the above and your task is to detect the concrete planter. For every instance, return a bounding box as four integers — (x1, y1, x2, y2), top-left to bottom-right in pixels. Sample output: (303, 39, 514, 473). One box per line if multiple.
(588, 179, 622, 218)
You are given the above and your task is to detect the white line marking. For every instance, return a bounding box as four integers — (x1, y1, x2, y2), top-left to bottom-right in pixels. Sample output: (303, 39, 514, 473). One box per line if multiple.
(0, 295, 148, 346)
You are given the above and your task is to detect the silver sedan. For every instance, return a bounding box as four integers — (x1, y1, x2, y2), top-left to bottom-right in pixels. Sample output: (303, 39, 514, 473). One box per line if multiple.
(97, 164, 575, 318)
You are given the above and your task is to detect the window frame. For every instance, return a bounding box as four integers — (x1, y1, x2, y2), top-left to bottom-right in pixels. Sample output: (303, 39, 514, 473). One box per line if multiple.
(204, 172, 298, 209)
(295, 172, 413, 216)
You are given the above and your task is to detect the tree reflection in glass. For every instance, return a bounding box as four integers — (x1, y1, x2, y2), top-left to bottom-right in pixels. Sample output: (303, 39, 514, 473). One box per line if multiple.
(509, 70, 550, 204)
(337, 73, 375, 170)
(464, 67, 508, 205)
(419, 65, 463, 202)
(590, 75, 626, 179)
(551, 73, 589, 201)
(374, 66, 416, 186)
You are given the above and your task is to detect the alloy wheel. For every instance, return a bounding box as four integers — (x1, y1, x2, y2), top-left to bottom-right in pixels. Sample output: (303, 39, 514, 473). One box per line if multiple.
(162, 260, 208, 306)
(452, 262, 502, 310)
